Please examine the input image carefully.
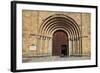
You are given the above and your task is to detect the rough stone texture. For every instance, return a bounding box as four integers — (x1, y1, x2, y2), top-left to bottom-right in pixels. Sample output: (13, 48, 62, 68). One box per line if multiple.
(22, 10, 91, 58)
(82, 13, 91, 56)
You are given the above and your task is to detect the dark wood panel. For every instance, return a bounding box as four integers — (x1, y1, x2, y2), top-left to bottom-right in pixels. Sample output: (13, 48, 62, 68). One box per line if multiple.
(52, 30, 69, 56)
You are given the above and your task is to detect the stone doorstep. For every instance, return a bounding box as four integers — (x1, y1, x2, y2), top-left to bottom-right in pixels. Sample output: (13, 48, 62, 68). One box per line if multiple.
(22, 56, 91, 63)
(70, 54, 90, 57)
(23, 55, 51, 58)
(23, 53, 90, 58)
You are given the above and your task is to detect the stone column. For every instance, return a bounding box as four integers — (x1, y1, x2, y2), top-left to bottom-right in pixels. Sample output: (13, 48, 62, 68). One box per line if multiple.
(77, 39, 80, 55)
(40, 36, 43, 56)
(44, 37, 48, 55)
(69, 39, 72, 56)
(71, 39, 74, 56)
(75, 40, 77, 55)
(46, 37, 52, 56)
(36, 37, 39, 56)
(48, 37, 52, 56)
(42, 36, 45, 56)
(39, 36, 42, 55)
(79, 38, 82, 56)
(37, 36, 42, 56)
(72, 39, 76, 56)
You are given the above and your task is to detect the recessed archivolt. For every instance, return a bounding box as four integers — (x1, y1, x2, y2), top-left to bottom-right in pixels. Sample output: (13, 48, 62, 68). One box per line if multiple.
(45, 22, 75, 40)
(41, 17, 76, 34)
(49, 26, 72, 40)
(50, 28, 70, 39)
(39, 14, 80, 41)
(45, 21, 74, 34)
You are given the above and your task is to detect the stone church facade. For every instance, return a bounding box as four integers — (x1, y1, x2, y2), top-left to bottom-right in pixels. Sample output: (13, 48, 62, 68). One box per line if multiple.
(22, 10, 91, 58)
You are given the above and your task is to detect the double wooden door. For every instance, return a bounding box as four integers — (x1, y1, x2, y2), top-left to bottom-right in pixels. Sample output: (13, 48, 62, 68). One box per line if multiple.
(52, 30, 69, 56)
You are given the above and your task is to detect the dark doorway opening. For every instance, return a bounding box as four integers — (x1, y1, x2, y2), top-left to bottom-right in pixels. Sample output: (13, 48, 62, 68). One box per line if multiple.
(61, 45, 69, 57)
(52, 30, 69, 56)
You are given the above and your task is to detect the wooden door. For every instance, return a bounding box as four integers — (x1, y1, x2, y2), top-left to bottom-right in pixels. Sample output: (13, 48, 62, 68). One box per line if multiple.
(52, 30, 69, 56)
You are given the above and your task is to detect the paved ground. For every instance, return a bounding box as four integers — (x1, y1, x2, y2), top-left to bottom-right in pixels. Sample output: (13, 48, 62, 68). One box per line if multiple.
(22, 56, 90, 63)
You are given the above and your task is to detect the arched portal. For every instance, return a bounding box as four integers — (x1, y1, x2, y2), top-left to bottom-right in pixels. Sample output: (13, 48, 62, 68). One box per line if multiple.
(52, 30, 69, 56)
(39, 14, 81, 56)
